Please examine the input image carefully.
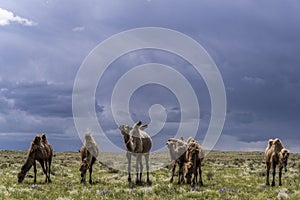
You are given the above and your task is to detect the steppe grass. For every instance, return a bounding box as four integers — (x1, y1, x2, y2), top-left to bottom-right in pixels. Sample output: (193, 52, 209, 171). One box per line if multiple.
(0, 150, 299, 200)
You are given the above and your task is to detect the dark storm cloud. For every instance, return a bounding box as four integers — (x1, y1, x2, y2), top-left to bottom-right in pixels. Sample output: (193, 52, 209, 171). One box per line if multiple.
(0, 0, 300, 151)
(1, 80, 72, 117)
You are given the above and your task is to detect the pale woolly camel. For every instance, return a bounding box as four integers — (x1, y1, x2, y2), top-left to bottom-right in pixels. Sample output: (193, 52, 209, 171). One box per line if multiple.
(119, 121, 152, 184)
(264, 138, 290, 186)
(18, 133, 53, 183)
(166, 137, 188, 184)
(185, 139, 205, 186)
(80, 132, 99, 184)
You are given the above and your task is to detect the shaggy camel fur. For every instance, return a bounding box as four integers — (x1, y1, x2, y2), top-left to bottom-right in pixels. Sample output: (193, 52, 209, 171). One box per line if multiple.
(185, 139, 205, 186)
(166, 137, 188, 184)
(80, 132, 99, 184)
(119, 121, 152, 184)
(265, 138, 290, 186)
(18, 133, 53, 183)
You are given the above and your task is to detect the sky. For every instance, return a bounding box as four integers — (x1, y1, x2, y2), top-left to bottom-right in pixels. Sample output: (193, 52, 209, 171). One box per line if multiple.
(0, 0, 300, 153)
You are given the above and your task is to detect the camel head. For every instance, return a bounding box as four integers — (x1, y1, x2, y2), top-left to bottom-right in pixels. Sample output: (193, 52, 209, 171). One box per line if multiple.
(184, 161, 193, 184)
(280, 148, 290, 172)
(166, 138, 176, 148)
(18, 160, 33, 183)
(17, 170, 26, 183)
(80, 159, 90, 176)
(166, 138, 177, 160)
(119, 125, 133, 136)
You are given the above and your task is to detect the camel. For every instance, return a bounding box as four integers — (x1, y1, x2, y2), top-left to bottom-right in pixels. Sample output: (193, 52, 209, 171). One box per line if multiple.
(80, 132, 99, 184)
(185, 139, 205, 186)
(265, 138, 290, 186)
(166, 137, 188, 184)
(18, 133, 53, 183)
(119, 121, 152, 184)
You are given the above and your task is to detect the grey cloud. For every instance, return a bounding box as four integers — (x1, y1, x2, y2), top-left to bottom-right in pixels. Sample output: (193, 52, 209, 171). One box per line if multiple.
(1, 0, 300, 152)
(1, 81, 72, 118)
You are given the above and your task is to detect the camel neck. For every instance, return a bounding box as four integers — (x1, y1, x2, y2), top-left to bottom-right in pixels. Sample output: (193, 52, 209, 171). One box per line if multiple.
(123, 135, 133, 152)
(22, 154, 35, 172)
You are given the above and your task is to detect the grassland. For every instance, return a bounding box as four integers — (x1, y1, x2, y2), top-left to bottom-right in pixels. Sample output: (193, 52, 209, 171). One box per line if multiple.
(0, 150, 299, 200)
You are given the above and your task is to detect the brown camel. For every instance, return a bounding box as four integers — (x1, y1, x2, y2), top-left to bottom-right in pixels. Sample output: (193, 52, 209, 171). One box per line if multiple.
(264, 138, 290, 186)
(18, 133, 53, 183)
(80, 132, 99, 184)
(166, 137, 188, 184)
(119, 121, 152, 184)
(185, 139, 205, 186)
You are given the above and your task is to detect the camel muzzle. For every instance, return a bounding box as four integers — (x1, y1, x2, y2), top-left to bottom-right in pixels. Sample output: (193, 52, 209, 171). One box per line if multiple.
(17, 175, 25, 183)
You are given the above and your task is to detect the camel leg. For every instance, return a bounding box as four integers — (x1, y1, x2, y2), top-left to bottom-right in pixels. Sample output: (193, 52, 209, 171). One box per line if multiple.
(89, 165, 93, 184)
(271, 162, 276, 186)
(33, 161, 37, 183)
(170, 163, 176, 183)
(279, 166, 283, 186)
(139, 154, 143, 183)
(39, 160, 51, 183)
(44, 161, 48, 183)
(38, 160, 47, 183)
(181, 162, 185, 184)
(191, 169, 196, 186)
(135, 155, 141, 184)
(178, 162, 183, 185)
(192, 157, 197, 185)
(199, 163, 203, 186)
(145, 154, 150, 183)
(126, 152, 132, 182)
(48, 157, 52, 183)
(89, 157, 96, 184)
(266, 162, 270, 185)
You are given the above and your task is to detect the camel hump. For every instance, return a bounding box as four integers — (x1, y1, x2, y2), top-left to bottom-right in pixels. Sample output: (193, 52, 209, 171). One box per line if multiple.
(33, 135, 41, 145)
(268, 139, 274, 145)
(140, 124, 148, 130)
(266, 139, 274, 150)
(41, 133, 47, 142)
(83, 132, 99, 158)
(139, 130, 151, 138)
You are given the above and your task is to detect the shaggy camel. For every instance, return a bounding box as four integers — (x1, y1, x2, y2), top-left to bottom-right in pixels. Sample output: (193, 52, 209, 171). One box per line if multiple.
(185, 139, 205, 186)
(265, 138, 290, 186)
(80, 132, 99, 184)
(18, 133, 53, 183)
(119, 121, 152, 184)
(166, 137, 187, 184)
